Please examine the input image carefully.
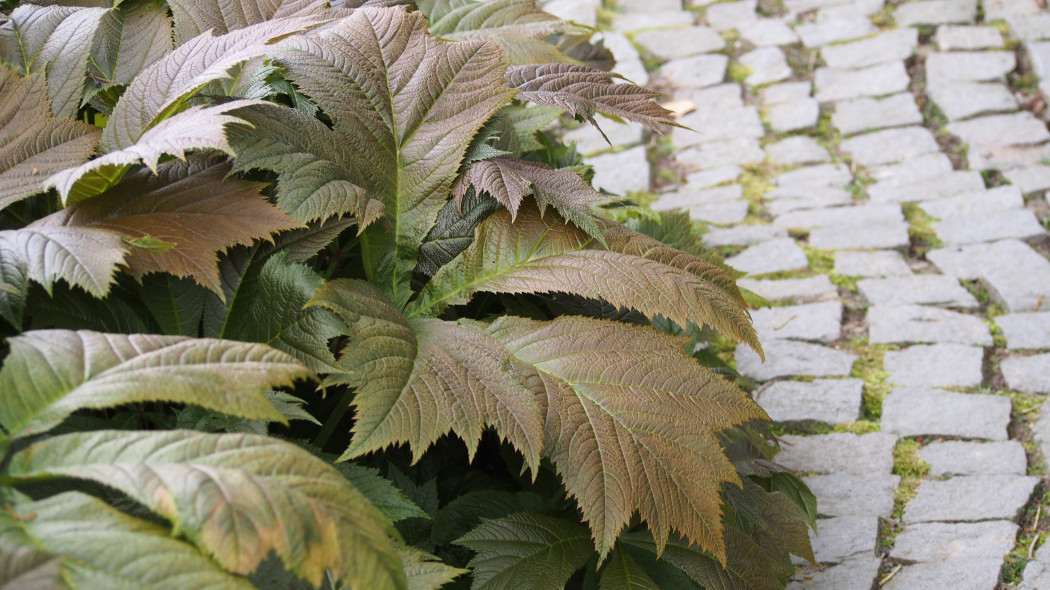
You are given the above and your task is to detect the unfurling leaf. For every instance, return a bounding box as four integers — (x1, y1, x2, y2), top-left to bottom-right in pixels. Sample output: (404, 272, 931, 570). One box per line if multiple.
(306, 279, 545, 471)
(416, 189, 502, 279)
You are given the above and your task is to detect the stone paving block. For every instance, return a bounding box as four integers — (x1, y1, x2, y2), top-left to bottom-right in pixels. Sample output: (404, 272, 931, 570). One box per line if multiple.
(894, 0, 977, 25)
(684, 164, 742, 188)
(809, 222, 910, 250)
(740, 46, 791, 86)
(787, 554, 881, 590)
(918, 185, 1024, 219)
(905, 475, 1039, 522)
(867, 170, 986, 203)
(725, 237, 809, 276)
(893, 520, 1019, 562)
(1029, 41, 1050, 99)
(674, 106, 764, 147)
(563, 119, 643, 154)
(933, 209, 1046, 246)
(868, 152, 954, 183)
(795, 17, 874, 47)
(777, 432, 896, 475)
(587, 146, 650, 194)
(654, 185, 743, 209)
(774, 203, 902, 229)
(756, 378, 863, 424)
(705, 0, 756, 31)
(926, 50, 1016, 85)
(735, 340, 858, 381)
(814, 62, 910, 102)
(814, 0, 885, 17)
(683, 82, 744, 110)
(685, 200, 750, 224)
(634, 27, 724, 60)
(839, 126, 940, 166)
(884, 559, 1005, 590)
(808, 516, 878, 564)
(737, 275, 838, 302)
(985, 0, 1042, 19)
(611, 10, 695, 32)
(857, 276, 978, 308)
(595, 32, 649, 86)
(660, 53, 728, 89)
(784, 0, 853, 13)
(832, 92, 923, 136)
(868, 304, 993, 346)
(820, 28, 918, 70)
(947, 112, 1050, 150)
(1021, 558, 1050, 590)
(803, 473, 899, 517)
(762, 81, 811, 104)
(936, 25, 1005, 50)
(765, 187, 854, 216)
(928, 239, 1050, 313)
(920, 441, 1028, 476)
(776, 163, 852, 188)
(969, 142, 1050, 172)
(543, 0, 599, 26)
(766, 136, 831, 165)
(1006, 13, 1050, 41)
(882, 387, 1009, 437)
(883, 345, 986, 387)
(702, 223, 787, 246)
(617, 0, 682, 11)
(737, 18, 799, 46)
(997, 312, 1050, 349)
(928, 80, 1018, 120)
(1002, 354, 1050, 393)
(1004, 165, 1050, 196)
(834, 250, 912, 277)
(752, 301, 843, 343)
(767, 99, 820, 132)
(676, 137, 765, 169)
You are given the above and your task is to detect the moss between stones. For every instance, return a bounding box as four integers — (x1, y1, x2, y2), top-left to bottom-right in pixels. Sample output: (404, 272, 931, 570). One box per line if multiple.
(846, 337, 892, 420)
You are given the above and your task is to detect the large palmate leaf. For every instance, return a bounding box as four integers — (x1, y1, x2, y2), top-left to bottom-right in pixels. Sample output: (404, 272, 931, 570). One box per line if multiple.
(408, 206, 761, 354)
(306, 278, 545, 470)
(36, 158, 300, 293)
(0, 4, 107, 117)
(168, 0, 330, 45)
(486, 316, 767, 560)
(88, 0, 173, 87)
(431, 490, 546, 546)
(455, 513, 593, 590)
(5, 430, 406, 589)
(278, 7, 517, 307)
(0, 65, 100, 210)
(0, 329, 310, 439)
(600, 549, 659, 590)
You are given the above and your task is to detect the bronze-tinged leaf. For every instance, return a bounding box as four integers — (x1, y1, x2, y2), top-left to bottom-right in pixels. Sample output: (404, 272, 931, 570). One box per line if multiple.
(487, 315, 768, 561)
(168, 0, 331, 45)
(279, 7, 517, 307)
(306, 279, 544, 472)
(0, 225, 127, 300)
(0, 65, 100, 210)
(34, 158, 301, 293)
(89, 0, 173, 87)
(506, 63, 678, 134)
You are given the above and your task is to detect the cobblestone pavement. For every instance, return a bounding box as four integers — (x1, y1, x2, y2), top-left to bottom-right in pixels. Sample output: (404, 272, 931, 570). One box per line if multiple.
(545, 0, 1050, 586)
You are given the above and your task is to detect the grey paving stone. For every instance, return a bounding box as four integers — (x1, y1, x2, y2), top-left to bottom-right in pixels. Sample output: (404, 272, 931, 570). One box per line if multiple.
(969, 142, 1050, 172)
(928, 239, 1050, 313)
(682, 82, 743, 110)
(737, 18, 799, 46)
(1029, 41, 1050, 100)
(808, 516, 878, 564)
(1002, 354, 1050, 393)
(612, 10, 694, 32)
(1021, 558, 1050, 590)
(858, 276, 978, 308)
(928, 80, 1018, 121)
(756, 379, 863, 424)
(936, 25, 1005, 50)
(834, 250, 912, 277)
(705, 0, 756, 31)
(867, 170, 987, 203)
(832, 92, 923, 136)
(654, 185, 743, 209)
(905, 475, 1038, 522)
(804, 473, 900, 517)
(918, 185, 1024, 219)
(676, 137, 765, 168)
(839, 126, 940, 166)
(740, 46, 791, 86)
(752, 301, 843, 343)
(737, 275, 838, 302)
(767, 99, 820, 132)
(787, 554, 881, 590)
(997, 312, 1050, 349)
(674, 107, 763, 148)
(660, 53, 728, 89)
(776, 432, 897, 475)
(562, 119, 643, 154)
(1007, 13, 1050, 41)
(784, 0, 857, 13)
(776, 163, 852, 188)
(735, 340, 858, 380)
(634, 27, 724, 60)
(820, 28, 918, 70)
(1004, 165, 1050, 196)
(683, 200, 749, 224)
(594, 32, 649, 86)
(809, 222, 910, 250)
(543, 0, 599, 26)
(920, 441, 1028, 476)
(795, 17, 875, 47)
(884, 559, 1005, 590)
(617, 0, 682, 11)
(762, 81, 812, 104)
(868, 152, 953, 183)
(885, 343, 986, 386)
(774, 203, 902, 229)
(985, 0, 1042, 19)
(813, 62, 910, 102)
(868, 304, 993, 346)
(947, 112, 1050, 150)
(882, 387, 1009, 437)
(894, 0, 977, 25)
(587, 146, 649, 194)
(765, 187, 854, 216)
(893, 520, 1019, 562)
(766, 136, 831, 165)
(926, 50, 1016, 85)
(702, 223, 787, 246)
(933, 209, 1046, 246)
(725, 237, 808, 276)
(684, 164, 742, 188)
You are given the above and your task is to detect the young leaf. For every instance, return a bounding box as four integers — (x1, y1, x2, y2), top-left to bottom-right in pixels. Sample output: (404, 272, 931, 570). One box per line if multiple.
(455, 513, 593, 590)
(306, 279, 545, 471)
(88, 0, 173, 86)
(0, 65, 101, 210)
(503, 104, 562, 152)
(278, 7, 517, 306)
(600, 549, 659, 590)
(5, 431, 406, 589)
(0, 329, 310, 439)
(36, 158, 301, 293)
(336, 464, 430, 523)
(399, 546, 467, 590)
(486, 315, 768, 561)
(431, 490, 546, 546)
(416, 189, 501, 280)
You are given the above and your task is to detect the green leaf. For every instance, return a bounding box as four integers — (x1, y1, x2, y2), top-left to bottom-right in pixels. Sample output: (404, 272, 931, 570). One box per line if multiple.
(6, 431, 407, 589)
(168, 0, 332, 44)
(455, 513, 592, 590)
(0, 492, 256, 590)
(306, 279, 545, 470)
(599, 549, 659, 590)
(336, 464, 430, 523)
(0, 329, 310, 438)
(431, 490, 546, 546)
(279, 7, 517, 306)
(136, 273, 208, 336)
(0, 224, 128, 300)
(415, 189, 501, 280)
(0, 544, 68, 590)
(400, 546, 466, 590)
(265, 390, 320, 425)
(88, 0, 172, 86)
(24, 282, 153, 333)
(769, 472, 818, 532)
(503, 105, 562, 152)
